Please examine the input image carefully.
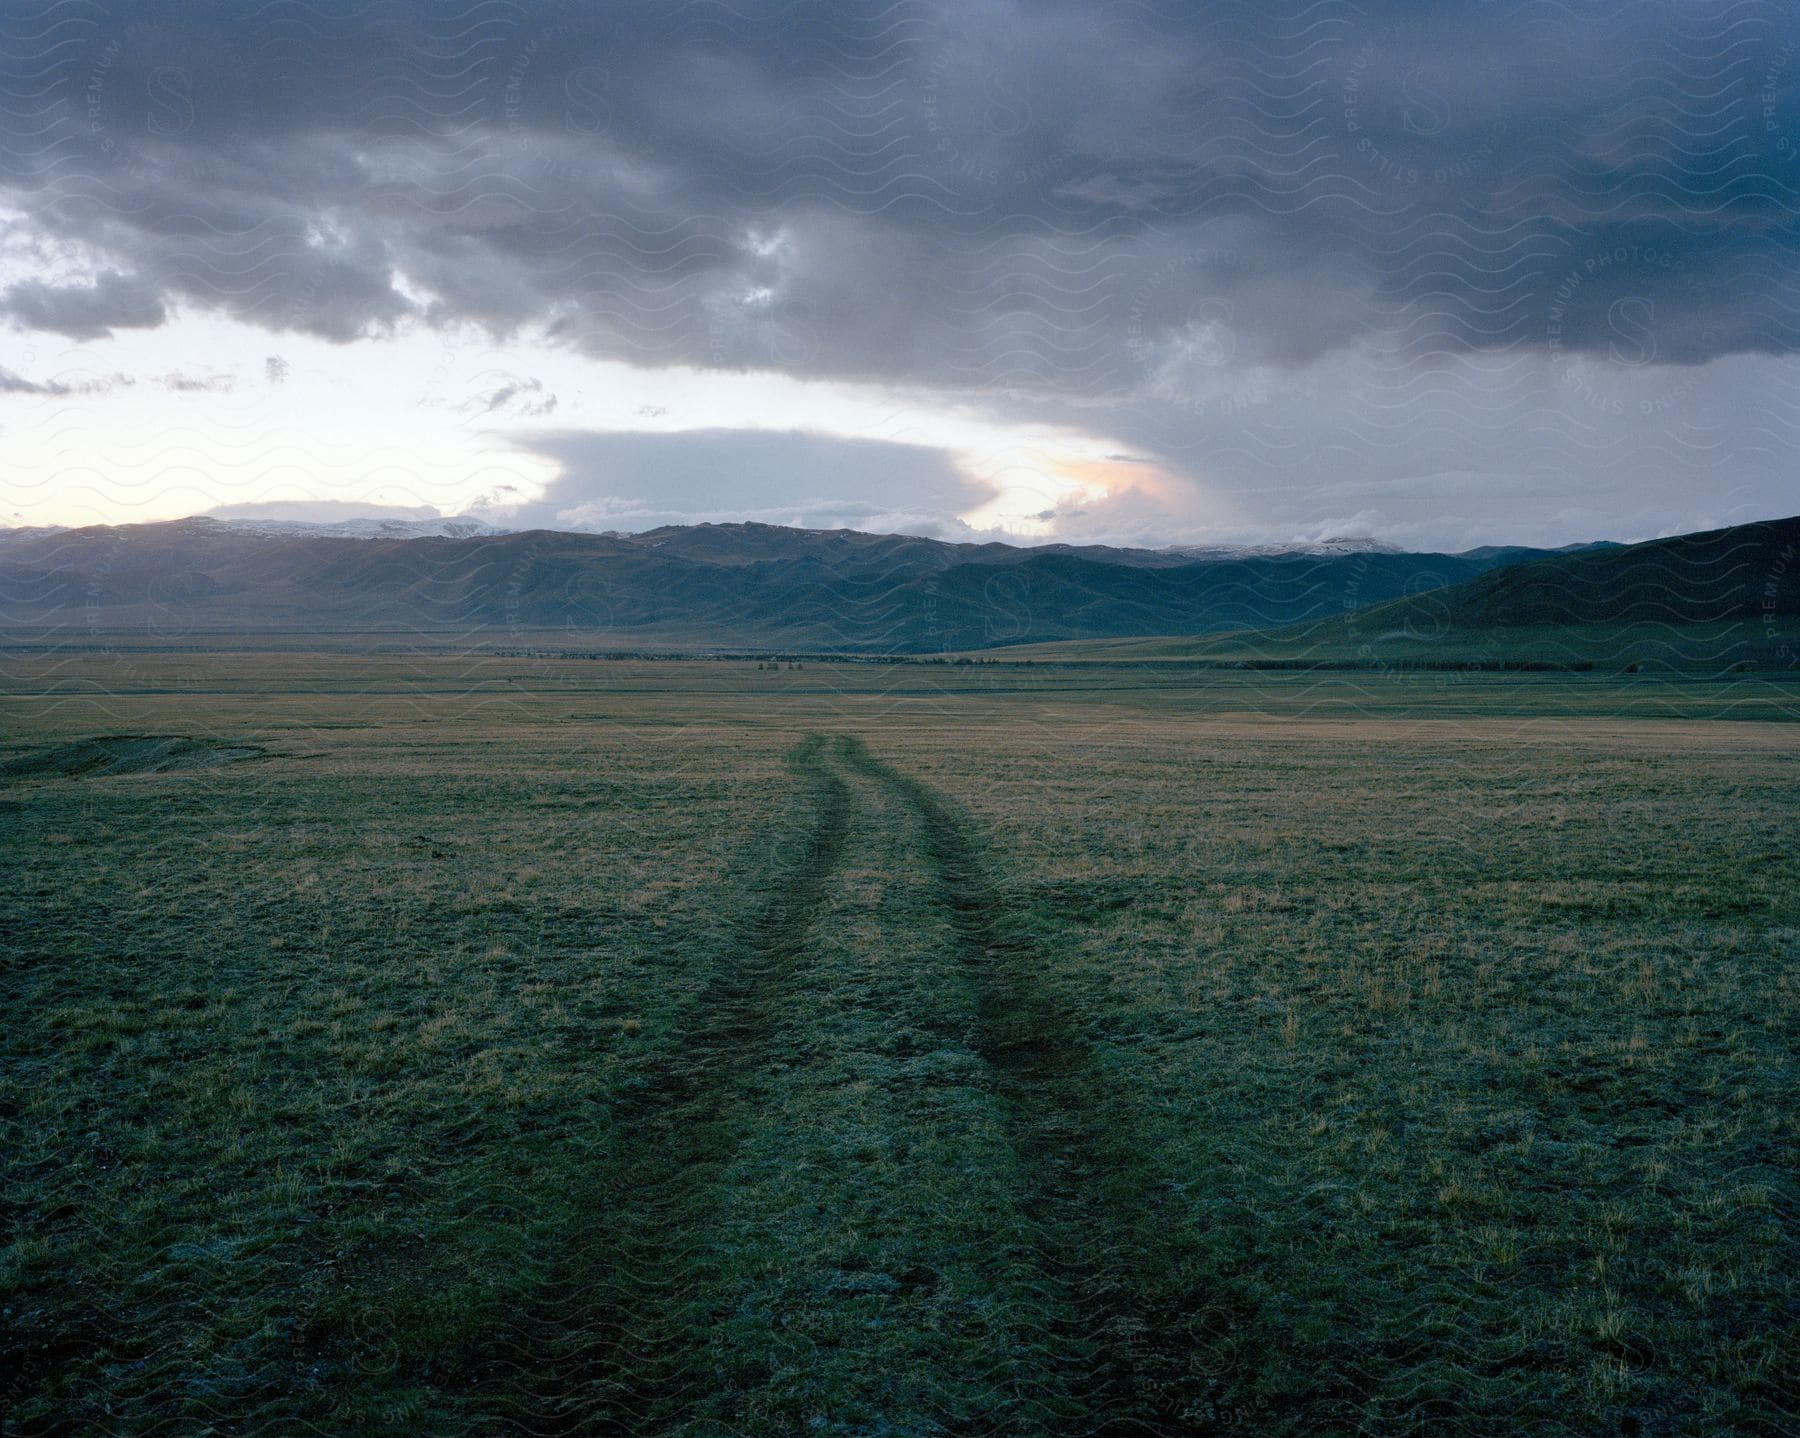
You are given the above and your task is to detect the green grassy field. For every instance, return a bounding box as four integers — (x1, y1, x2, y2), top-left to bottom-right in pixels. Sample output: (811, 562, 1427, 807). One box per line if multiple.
(2, 652, 1796, 1434)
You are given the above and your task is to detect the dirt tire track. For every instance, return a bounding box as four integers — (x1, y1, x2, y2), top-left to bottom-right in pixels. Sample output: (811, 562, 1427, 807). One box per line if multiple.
(493, 733, 853, 1435)
(834, 735, 1224, 1436)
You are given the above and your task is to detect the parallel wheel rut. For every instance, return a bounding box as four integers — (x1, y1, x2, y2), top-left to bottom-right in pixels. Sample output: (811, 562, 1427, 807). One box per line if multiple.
(836, 736, 1219, 1435)
(497, 734, 1219, 1435)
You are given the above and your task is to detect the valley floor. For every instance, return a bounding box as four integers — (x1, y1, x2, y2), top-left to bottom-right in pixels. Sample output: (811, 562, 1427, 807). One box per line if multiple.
(2, 656, 1795, 1433)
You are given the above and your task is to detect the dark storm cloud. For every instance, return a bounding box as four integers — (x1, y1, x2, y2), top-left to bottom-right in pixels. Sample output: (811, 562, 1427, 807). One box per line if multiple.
(2, 0, 1795, 378)
(0, 269, 165, 339)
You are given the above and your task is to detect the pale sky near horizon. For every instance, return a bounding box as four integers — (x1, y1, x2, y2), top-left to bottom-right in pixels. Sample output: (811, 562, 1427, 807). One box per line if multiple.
(2, 1, 1797, 550)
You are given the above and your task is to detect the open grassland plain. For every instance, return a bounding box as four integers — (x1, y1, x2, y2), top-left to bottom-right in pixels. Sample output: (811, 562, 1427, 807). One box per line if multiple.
(1, 652, 1796, 1435)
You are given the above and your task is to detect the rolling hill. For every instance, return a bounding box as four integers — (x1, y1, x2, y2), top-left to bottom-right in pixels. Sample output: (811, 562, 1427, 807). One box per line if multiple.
(990, 516, 1800, 670)
(0, 518, 1583, 653)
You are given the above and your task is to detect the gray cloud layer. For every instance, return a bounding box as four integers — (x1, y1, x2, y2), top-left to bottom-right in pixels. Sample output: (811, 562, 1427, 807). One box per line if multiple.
(1, 0, 1796, 541)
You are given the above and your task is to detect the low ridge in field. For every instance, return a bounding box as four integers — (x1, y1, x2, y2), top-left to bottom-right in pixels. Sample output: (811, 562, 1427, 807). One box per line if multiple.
(0, 734, 264, 778)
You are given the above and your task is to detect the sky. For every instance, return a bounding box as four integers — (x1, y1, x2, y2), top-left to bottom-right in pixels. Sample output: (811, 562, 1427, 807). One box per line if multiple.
(0, 0, 1797, 550)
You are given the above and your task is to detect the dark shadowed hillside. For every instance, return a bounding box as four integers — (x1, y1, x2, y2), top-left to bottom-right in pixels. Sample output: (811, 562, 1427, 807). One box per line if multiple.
(1369, 516, 1799, 630)
(0, 518, 1577, 652)
(992, 516, 1800, 670)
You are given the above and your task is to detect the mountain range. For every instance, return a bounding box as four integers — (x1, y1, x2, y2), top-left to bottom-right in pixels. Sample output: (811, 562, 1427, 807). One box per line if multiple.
(0, 518, 1611, 652)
